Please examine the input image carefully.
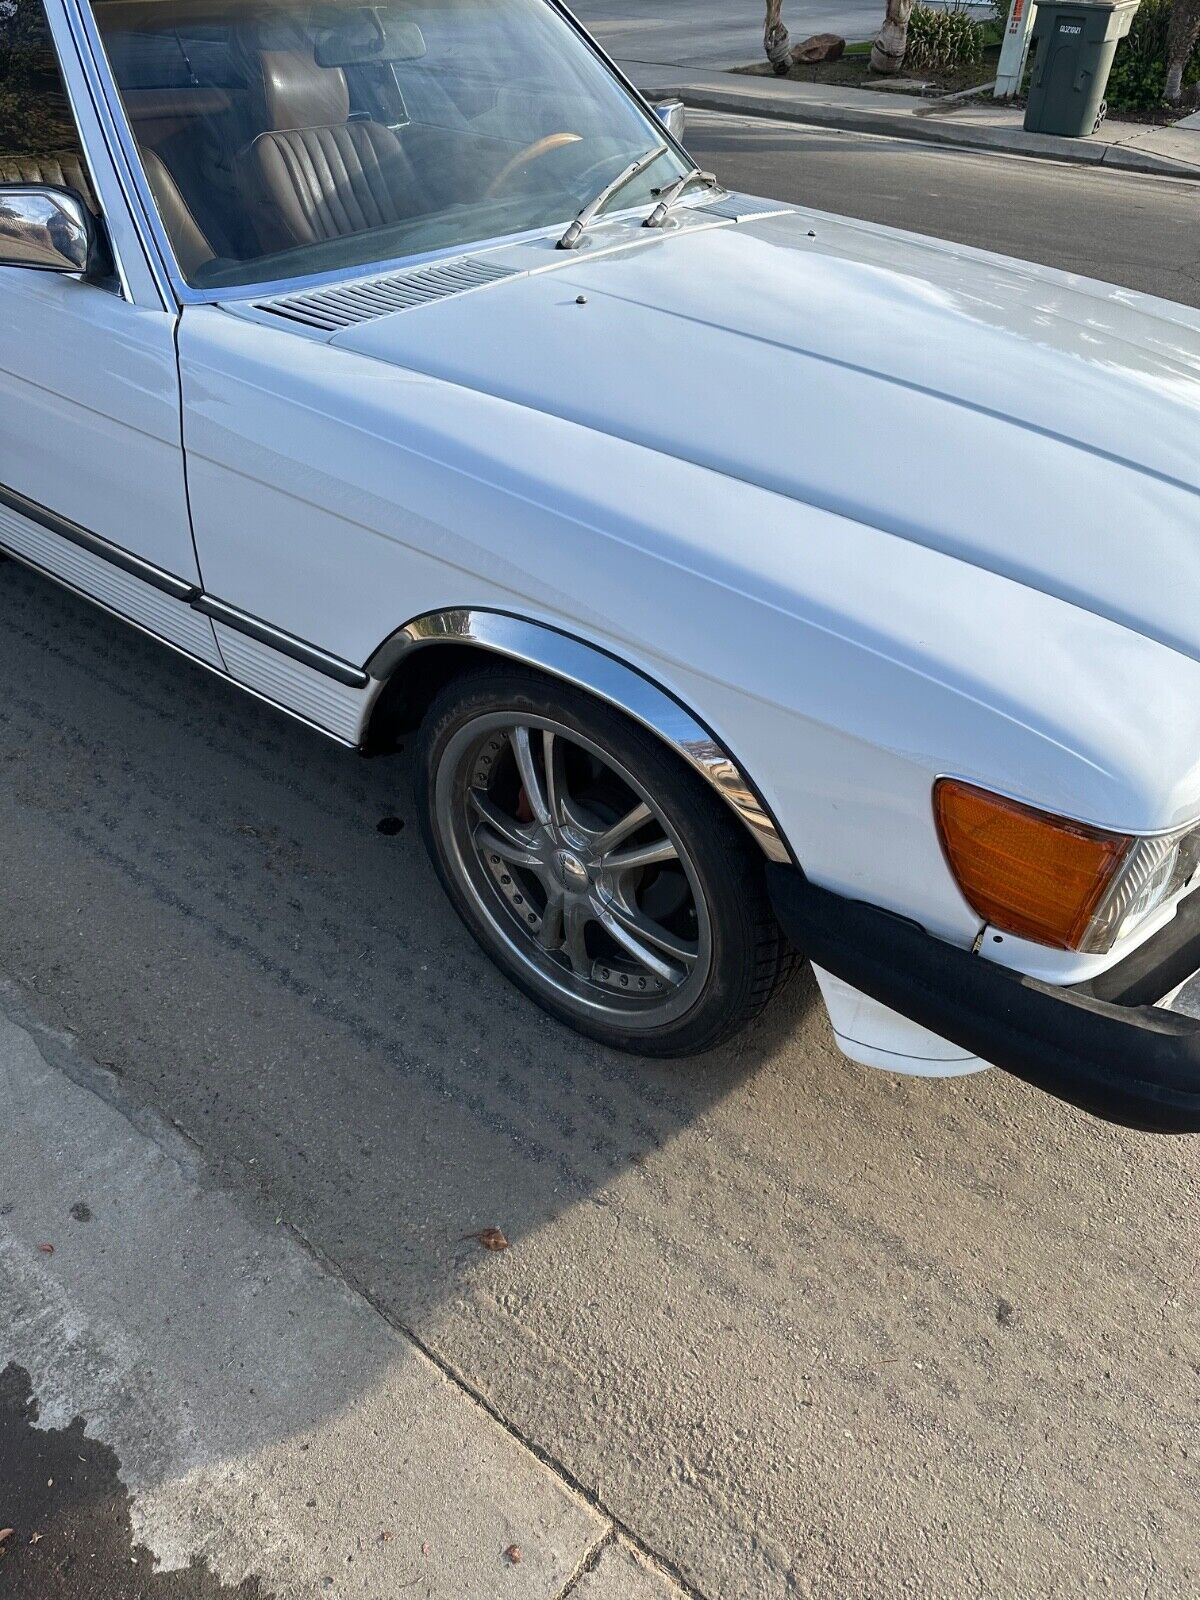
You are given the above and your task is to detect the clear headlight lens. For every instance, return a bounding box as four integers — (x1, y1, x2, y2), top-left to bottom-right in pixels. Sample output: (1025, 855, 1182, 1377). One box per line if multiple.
(934, 779, 1200, 953)
(1083, 827, 1200, 952)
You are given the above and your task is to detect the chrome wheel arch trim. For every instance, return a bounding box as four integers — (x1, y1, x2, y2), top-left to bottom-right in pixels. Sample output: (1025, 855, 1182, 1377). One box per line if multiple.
(367, 608, 790, 864)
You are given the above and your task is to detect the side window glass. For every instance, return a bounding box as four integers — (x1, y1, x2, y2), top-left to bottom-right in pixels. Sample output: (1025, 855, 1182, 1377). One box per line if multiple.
(0, 0, 96, 209)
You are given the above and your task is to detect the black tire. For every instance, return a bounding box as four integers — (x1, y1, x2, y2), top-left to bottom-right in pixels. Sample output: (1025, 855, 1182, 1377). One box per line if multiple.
(416, 664, 794, 1056)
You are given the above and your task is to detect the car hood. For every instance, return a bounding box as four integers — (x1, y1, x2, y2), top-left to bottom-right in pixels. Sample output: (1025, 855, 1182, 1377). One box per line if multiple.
(330, 204, 1200, 664)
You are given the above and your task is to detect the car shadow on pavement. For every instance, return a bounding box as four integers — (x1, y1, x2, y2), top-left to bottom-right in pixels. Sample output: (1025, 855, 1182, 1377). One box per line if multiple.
(0, 560, 816, 1366)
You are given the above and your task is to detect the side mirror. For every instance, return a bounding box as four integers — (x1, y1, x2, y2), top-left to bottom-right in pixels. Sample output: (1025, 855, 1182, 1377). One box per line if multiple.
(653, 99, 686, 143)
(0, 186, 94, 274)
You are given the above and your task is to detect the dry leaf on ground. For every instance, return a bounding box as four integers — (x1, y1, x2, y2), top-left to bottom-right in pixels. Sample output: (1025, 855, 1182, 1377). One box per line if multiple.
(462, 1227, 509, 1252)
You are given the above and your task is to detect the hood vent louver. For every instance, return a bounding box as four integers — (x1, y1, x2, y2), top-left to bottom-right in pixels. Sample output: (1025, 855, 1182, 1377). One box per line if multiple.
(703, 193, 794, 222)
(257, 257, 518, 332)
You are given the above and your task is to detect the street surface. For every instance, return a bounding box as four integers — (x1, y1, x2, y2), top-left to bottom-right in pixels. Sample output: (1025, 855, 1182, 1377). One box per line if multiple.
(686, 111, 1200, 304)
(2, 124, 1199, 1599)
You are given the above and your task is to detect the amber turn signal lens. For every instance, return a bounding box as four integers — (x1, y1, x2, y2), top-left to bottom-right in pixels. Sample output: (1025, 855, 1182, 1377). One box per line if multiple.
(934, 779, 1132, 950)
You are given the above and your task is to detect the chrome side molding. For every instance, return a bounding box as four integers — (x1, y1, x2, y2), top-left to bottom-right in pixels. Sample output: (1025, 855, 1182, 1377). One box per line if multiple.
(369, 608, 790, 863)
(0, 479, 369, 693)
(0, 489, 226, 669)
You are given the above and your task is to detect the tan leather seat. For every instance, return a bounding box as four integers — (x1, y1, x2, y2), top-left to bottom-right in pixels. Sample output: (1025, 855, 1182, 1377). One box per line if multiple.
(0, 152, 97, 213)
(240, 49, 424, 249)
(0, 146, 214, 278)
(139, 146, 215, 278)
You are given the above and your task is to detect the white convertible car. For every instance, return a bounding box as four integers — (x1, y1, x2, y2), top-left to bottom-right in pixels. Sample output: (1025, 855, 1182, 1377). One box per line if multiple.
(4, 0, 1200, 1130)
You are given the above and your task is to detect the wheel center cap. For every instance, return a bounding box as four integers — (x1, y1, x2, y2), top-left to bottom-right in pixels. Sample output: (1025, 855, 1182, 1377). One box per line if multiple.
(557, 849, 589, 889)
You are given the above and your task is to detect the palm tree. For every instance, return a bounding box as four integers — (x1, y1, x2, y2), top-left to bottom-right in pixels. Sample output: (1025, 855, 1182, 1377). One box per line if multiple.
(763, 0, 794, 72)
(764, 0, 914, 75)
(1165, 0, 1200, 101)
(870, 0, 917, 72)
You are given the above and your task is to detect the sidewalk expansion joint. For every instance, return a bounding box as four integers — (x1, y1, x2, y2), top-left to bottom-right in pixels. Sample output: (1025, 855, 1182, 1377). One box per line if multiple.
(282, 1213, 711, 1600)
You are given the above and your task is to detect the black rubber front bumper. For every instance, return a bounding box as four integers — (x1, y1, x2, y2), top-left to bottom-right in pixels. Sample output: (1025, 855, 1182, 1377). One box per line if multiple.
(766, 864, 1200, 1133)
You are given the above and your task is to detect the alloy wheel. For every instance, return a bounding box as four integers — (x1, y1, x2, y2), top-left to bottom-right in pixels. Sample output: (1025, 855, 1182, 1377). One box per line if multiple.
(435, 711, 714, 1029)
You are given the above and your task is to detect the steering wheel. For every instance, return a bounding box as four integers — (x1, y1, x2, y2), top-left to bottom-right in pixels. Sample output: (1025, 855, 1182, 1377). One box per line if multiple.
(484, 132, 583, 199)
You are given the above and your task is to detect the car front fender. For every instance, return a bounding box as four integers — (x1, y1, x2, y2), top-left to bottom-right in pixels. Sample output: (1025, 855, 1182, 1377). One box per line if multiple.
(367, 606, 790, 864)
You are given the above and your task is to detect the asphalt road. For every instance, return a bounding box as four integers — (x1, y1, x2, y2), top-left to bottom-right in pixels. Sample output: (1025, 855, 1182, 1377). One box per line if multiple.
(687, 111, 1200, 305)
(2, 128, 1199, 1599)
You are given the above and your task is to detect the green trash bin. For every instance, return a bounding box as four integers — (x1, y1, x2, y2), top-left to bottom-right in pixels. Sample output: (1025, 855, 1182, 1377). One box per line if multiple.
(1023, 0, 1139, 137)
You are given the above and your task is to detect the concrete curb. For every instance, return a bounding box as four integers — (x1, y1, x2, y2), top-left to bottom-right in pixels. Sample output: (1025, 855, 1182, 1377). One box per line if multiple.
(649, 83, 1200, 181)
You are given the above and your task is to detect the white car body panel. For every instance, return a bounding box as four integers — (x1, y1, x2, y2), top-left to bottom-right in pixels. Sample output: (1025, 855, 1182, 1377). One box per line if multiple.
(172, 207, 1200, 1071)
(178, 212, 1200, 932)
(0, 271, 203, 586)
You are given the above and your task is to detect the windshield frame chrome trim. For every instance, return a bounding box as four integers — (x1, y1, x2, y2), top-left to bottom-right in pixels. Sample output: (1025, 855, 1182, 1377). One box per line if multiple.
(71, 0, 699, 309)
(55, 0, 178, 307)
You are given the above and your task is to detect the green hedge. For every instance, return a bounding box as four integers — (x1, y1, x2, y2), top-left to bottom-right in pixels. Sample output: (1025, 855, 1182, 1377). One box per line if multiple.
(905, 3, 988, 70)
(1105, 0, 1200, 109)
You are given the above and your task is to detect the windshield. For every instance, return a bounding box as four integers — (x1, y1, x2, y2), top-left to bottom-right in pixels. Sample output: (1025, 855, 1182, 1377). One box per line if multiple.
(87, 0, 688, 290)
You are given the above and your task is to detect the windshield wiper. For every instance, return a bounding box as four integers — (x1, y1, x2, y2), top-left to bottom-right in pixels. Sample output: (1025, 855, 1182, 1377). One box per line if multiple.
(557, 145, 667, 250)
(642, 169, 720, 229)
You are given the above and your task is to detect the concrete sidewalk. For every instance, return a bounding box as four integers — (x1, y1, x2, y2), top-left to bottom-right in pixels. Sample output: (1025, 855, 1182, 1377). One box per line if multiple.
(628, 64, 1200, 181)
(0, 993, 685, 1600)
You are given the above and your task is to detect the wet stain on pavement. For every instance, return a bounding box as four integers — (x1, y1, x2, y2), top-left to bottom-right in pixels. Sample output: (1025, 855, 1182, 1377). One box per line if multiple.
(0, 1364, 270, 1599)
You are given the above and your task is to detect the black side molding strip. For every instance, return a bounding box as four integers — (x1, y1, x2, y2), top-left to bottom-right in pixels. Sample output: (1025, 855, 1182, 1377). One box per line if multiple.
(194, 595, 370, 689)
(0, 480, 370, 692)
(0, 482, 198, 601)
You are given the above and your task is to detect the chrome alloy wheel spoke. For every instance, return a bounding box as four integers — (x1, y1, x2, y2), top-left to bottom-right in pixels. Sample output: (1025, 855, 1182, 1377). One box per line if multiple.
(592, 800, 652, 856)
(537, 887, 566, 952)
(542, 728, 566, 836)
(467, 788, 547, 874)
(603, 835, 679, 873)
(447, 713, 713, 1022)
(562, 900, 593, 976)
(511, 725, 551, 829)
(595, 892, 698, 985)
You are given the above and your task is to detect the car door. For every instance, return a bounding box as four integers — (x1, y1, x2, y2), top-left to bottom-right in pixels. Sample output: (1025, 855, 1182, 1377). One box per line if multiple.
(0, 0, 222, 669)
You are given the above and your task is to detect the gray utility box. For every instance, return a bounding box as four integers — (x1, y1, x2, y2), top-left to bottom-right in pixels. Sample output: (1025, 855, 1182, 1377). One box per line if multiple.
(1023, 0, 1139, 136)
